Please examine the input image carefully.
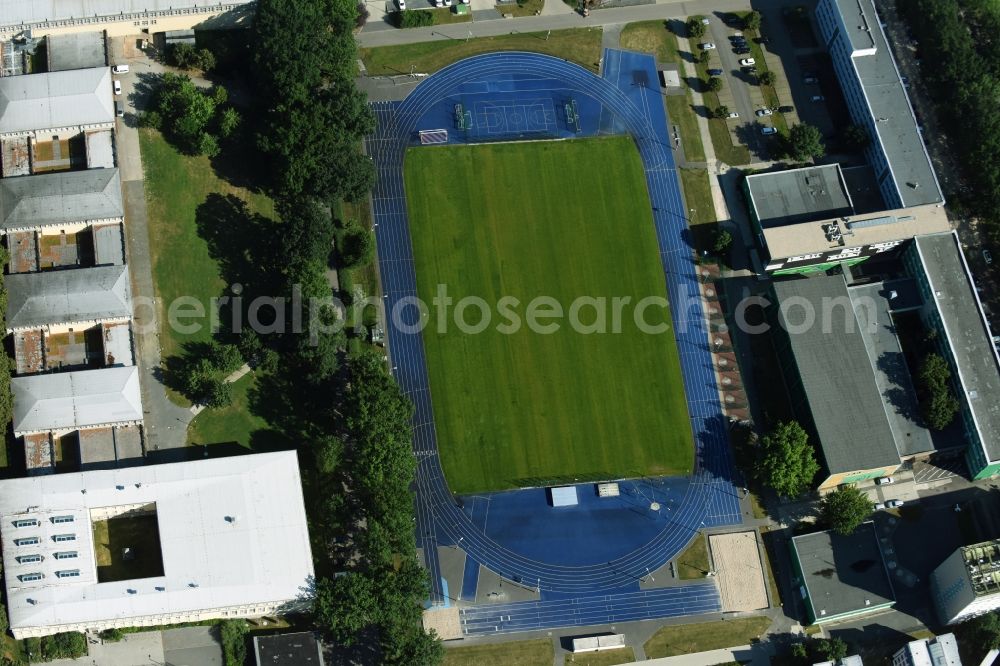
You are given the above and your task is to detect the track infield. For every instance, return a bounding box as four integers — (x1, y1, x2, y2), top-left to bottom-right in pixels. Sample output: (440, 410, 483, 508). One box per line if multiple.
(404, 137, 694, 493)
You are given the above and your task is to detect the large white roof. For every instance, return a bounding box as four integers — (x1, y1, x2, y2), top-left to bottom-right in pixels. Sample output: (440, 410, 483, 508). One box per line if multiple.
(0, 451, 314, 635)
(11, 366, 142, 435)
(0, 68, 113, 135)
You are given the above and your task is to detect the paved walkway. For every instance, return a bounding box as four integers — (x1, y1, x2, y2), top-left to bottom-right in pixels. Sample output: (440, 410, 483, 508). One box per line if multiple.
(111, 36, 193, 451)
(541, 0, 576, 16)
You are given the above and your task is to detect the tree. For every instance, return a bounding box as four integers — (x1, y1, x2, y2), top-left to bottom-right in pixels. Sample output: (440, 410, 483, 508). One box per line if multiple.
(957, 611, 1000, 653)
(843, 124, 870, 150)
(812, 638, 849, 662)
(205, 378, 233, 408)
(820, 485, 872, 535)
(917, 352, 960, 430)
(687, 18, 706, 38)
(314, 574, 383, 645)
(699, 50, 711, 65)
(217, 107, 240, 139)
(337, 222, 375, 269)
(169, 42, 198, 68)
(152, 73, 222, 155)
(40, 632, 87, 660)
(208, 342, 245, 374)
(754, 421, 819, 497)
(315, 435, 344, 475)
(714, 228, 733, 253)
(706, 76, 723, 92)
(194, 47, 216, 71)
(759, 70, 776, 86)
(786, 123, 826, 162)
(744, 10, 762, 31)
(714, 105, 730, 119)
(220, 619, 249, 666)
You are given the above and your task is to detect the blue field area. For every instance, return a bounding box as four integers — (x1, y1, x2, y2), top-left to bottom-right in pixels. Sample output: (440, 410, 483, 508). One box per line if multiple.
(461, 477, 690, 566)
(365, 50, 741, 632)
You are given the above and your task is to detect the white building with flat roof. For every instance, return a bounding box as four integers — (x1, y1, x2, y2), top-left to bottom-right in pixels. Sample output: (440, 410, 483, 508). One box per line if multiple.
(0, 450, 314, 638)
(892, 633, 961, 666)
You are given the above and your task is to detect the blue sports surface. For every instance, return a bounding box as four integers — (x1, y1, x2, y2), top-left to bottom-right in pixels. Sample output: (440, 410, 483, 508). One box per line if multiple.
(365, 50, 742, 634)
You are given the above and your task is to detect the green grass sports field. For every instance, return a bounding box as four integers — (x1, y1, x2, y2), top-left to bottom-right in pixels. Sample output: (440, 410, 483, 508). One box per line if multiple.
(404, 137, 694, 493)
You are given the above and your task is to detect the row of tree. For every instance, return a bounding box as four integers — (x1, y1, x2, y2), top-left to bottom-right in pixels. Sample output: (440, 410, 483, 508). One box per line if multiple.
(900, 0, 1000, 244)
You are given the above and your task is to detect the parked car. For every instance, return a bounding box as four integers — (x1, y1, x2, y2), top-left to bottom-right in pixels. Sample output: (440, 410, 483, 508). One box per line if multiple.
(708, 68, 724, 76)
(876, 476, 895, 485)
(758, 36, 771, 44)
(761, 126, 777, 135)
(700, 43, 716, 50)
(731, 31, 743, 37)
(113, 80, 122, 95)
(778, 105, 794, 113)
(701, 17, 710, 25)
(804, 76, 818, 84)
(887, 499, 905, 508)
(811, 94, 826, 102)
(742, 66, 757, 73)
(112, 64, 129, 74)
(734, 47, 751, 55)
(727, 112, 740, 118)
(398, 0, 406, 8)
(873, 502, 887, 511)
(756, 108, 773, 116)
(115, 101, 124, 118)
(985, 249, 994, 265)
(739, 58, 756, 66)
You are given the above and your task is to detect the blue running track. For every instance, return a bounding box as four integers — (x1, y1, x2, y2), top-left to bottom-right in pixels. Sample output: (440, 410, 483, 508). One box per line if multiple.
(365, 51, 740, 633)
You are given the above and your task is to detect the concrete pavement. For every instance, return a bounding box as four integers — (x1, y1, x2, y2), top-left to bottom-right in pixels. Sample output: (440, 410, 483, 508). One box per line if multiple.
(356, 0, 756, 48)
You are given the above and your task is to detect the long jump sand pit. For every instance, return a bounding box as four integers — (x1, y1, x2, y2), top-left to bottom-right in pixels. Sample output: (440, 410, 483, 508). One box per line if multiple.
(709, 531, 769, 612)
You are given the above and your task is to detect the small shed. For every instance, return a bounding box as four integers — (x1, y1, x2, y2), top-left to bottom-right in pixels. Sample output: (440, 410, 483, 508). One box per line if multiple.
(550, 486, 578, 507)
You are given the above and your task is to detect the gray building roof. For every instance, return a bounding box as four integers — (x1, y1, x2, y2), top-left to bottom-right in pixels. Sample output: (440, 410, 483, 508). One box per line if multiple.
(0, 0, 253, 28)
(93, 223, 124, 266)
(0, 68, 113, 135)
(45, 31, 106, 71)
(792, 523, 896, 620)
(849, 281, 943, 458)
(5, 264, 131, 331)
(773, 274, 901, 474)
(11, 366, 141, 434)
(253, 633, 325, 666)
(746, 165, 854, 229)
(915, 233, 1000, 462)
(831, 0, 943, 207)
(0, 168, 123, 232)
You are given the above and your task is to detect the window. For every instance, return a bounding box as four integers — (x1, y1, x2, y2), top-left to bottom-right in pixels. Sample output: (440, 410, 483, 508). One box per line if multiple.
(56, 570, 80, 579)
(13, 519, 38, 528)
(16, 554, 42, 564)
(17, 573, 42, 582)
(53, 534, 76, 543)
(51, 515, 74, 524)
(54, 551, 78, 560)
(14, 537, 40, 546)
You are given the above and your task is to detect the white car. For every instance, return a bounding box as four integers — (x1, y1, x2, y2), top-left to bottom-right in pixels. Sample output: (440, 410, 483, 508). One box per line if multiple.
(113, 80, 122, 95)
(755, 108, 772, 117)
(761, 126, 777, 135)
(985, 249, 994, 265)
(701, 17, 710, 25)
(727, 112, 740, 119)
(112, 64, 129, 74)
(739, 58, 756, 66)
(398, 0, 405, 8)
(873, 502, 886, 511)
(700, 43, 716, 50)
(812, 95, 826, 102)
(887, 499, 905, 508)
(875, 476, 895, 485)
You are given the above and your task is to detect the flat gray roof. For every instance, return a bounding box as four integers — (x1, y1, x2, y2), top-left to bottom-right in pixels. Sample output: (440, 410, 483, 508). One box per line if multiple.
(849, 281, 943, 457)
(746, 165, 854, 229)
(0, 68, 113, 135)
(5, 264, 132, 331)
(46, 31, 106, 71)
(831, 0, 942, 207)
(0, 168, 123, 231)
(11, 366, 141, 434)
(915, 233, 1000, 462)
(93, 223, 124, 266)
(773, 274, 901, 473)
(792, 524, 895, 620)
(0, 0, 254, 27)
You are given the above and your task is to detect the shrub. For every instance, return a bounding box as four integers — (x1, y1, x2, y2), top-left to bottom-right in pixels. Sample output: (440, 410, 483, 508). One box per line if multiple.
(100, 628, 125, 642)
(220, 620, 249, 666)
(40, 632, 87, 660)
(205, 379, 233, 409)
(397, 9, 433, 28)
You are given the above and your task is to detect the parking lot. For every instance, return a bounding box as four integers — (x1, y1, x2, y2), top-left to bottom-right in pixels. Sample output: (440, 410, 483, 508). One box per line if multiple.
(692, 5, 868, 166)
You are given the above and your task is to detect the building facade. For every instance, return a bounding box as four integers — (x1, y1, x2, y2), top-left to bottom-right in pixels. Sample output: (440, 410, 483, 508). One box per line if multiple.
(931, 540, 1000, 626)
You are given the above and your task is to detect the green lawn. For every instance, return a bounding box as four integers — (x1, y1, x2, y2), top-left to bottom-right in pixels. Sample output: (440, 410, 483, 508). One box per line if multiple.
(405, 137, 694, 493)
(187, 373, 275, 448)
(643, 617, 772, 658)
(443, 639, 553, 665)
(359, 28, 602, 76)
(676, 533, 710, 579)
(139, 129, 275, 362)
(679, 168, 718, 253)
(92, 513, 165, 583)
(567, 647, 636, 664)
